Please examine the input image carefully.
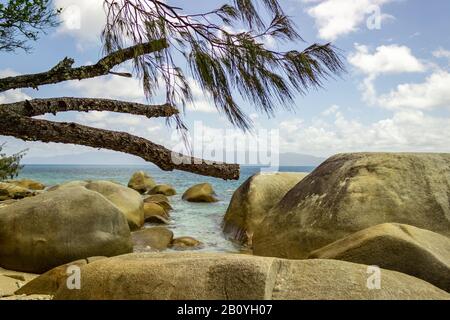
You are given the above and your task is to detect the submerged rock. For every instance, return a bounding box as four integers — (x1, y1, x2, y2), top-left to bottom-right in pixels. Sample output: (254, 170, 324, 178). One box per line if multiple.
(223, 172, 308, 245)
(52, 253, 450, 300)
(148, 184, 176, 196)
(132, 227, 174, 251)
(0, 187, 133, 273)
(170, 237, 203, 250)
(128, 171, 156, 194)
(85, 180, 145, 231)
(309, 223, 450, 292)
(253, 153, 450, 259)
(182, 183, 218, 203)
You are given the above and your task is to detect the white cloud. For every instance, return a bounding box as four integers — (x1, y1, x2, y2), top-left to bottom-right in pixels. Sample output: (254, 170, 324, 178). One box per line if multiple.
(0, 90, 31, 104)
(0, 69, 32, 104)
(378, 71, 450, 110)
(54, 0, 105, 44)
(348, 44, 426, 76)
(302, 0, 394, 41)
(278, 108, 450, 155)
(348, 44, 426, 104)
(185, 78, 217, 113)
(65, 71, 146, 102)
(433, 48, 450, 64)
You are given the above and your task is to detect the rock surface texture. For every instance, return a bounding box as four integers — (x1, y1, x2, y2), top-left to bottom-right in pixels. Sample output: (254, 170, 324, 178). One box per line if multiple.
(253, 153, 450, 258)
(51, 253, 450, 300)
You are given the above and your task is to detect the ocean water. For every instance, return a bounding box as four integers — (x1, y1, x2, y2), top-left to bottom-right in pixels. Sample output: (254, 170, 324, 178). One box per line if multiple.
(17, 165, 315, 253)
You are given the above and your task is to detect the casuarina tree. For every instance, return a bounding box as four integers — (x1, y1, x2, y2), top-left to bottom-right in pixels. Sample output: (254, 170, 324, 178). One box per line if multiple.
(0, 0, 344, 179)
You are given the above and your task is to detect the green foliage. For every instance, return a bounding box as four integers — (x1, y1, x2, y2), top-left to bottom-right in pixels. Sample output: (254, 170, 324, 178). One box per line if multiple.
(102, 0, 345, 131)
(0, 143, 26, 180)
(0, 0, 60, 52)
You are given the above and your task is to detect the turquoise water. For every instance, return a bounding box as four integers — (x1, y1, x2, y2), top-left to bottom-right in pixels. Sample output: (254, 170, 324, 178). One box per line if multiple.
(17, 165, 315, 253)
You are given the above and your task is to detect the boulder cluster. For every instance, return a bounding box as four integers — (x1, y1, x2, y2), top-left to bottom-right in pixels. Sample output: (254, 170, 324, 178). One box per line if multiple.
(1, 153, 450, 300)
(0, 172, 211, 299)
(224, 153, 450, 294)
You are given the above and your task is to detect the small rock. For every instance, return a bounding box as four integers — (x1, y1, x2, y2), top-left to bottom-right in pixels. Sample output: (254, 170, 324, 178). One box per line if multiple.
(148, 184, 176, 196)
(132, 227, 174, 251)
(7, 179, 45, 191)
(182, 183, 218, 203)
(144, 202, 170, 220)
(145, 194, 170, 203)
(0, 182, 35, 201)
(171, 237, 203, 250)
(128, 171, 156, 194)
(145, 215, 170, 225)
(0, 275, 23, 298)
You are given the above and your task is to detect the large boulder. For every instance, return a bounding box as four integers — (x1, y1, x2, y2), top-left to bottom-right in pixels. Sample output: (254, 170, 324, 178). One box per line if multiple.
(253, 153, 450, 259)
(0, 187, 133, 273)
(7, 179, 45, 191)
(47, 180, 89, 191)
(51, 253, 449, 300)
(0, 182, 34, 201)
(15, 257, 106, 296)
(127, 171, 156, 194)
(85, 181, 144, 231)
(132, 227, 174, 251)
(223, 172, 308, 245)
(148, 184, 176, 196)
(309, 223, 450, 292)
(182, 183, 218, 203)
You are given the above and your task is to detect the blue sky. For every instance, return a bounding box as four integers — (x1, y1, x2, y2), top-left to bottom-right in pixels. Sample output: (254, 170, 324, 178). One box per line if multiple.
(1, 0, 450, 162)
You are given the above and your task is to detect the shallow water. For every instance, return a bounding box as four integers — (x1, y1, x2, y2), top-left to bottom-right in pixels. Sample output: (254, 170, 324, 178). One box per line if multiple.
(17, 165, 315, 253)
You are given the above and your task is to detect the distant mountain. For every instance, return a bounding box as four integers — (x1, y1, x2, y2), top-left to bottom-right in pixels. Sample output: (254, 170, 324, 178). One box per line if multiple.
(23, 151, 149, 165)
(279, 153, 326, 166)
(23, 151, 326, 167)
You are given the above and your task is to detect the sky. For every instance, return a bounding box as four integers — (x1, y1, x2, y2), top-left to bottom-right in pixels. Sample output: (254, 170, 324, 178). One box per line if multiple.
(1, 0, 450, 163)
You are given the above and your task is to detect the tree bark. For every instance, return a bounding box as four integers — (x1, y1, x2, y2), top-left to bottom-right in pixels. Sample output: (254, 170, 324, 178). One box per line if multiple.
(2, 97, 179, 118)
(0, 39, 168, 92)
(0, 39, 240, 180)
(0, 110, 240, 180)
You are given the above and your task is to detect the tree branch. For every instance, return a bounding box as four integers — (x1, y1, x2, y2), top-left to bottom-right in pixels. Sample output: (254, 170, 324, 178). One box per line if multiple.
(1, 97, 179, 118)
(0, 39, 169, 92)
(0, 110, 240, 180)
